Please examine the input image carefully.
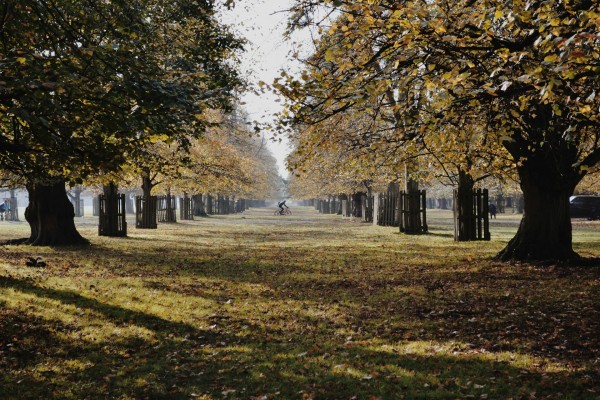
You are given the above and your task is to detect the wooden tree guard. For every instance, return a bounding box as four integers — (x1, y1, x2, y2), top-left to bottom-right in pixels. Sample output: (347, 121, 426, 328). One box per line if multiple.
(375, 190, 400, 227)
(179, 196, 193, 220)
(136, 196, 157, 229)
(206, 195, 214, 214)
(235, 199, 246, 213)
(400, 190, 428, 234)
(453, 188, 490, 241)
(157, 195, 177, 222)
(98, 193, 126, 237)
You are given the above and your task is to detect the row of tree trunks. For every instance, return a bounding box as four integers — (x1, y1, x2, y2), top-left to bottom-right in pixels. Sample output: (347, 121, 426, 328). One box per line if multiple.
(15, 171, 257, 246)
(15, 161, 582, 262)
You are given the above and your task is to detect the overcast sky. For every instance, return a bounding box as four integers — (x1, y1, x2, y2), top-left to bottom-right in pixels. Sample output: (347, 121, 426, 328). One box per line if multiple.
(219, 0, 310, 178)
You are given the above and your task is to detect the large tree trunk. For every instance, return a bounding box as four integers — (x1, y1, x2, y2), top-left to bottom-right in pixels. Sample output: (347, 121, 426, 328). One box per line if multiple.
(25, 181, 88, 246)
(496, 161, 579, 261)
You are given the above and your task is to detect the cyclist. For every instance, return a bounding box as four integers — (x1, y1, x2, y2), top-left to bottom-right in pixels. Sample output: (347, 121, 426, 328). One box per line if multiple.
(277, 200, 289, 215)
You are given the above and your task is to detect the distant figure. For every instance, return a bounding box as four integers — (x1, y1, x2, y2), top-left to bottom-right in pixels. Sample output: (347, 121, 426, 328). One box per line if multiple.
(0, 201, 7, 221)
(489, 203, 497, 219)
(278, 200, 288, 215)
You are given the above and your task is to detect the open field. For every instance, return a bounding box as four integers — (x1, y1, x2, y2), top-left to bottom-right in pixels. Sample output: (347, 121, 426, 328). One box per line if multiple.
(1, 207, 599, 399)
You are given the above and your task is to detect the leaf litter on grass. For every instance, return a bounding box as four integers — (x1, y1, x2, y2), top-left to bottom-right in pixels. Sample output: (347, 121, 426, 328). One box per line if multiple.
(0, 207, 599, 399)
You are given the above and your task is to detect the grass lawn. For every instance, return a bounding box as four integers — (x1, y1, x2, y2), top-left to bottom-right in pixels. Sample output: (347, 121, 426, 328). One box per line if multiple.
(1, 207, 599, 399)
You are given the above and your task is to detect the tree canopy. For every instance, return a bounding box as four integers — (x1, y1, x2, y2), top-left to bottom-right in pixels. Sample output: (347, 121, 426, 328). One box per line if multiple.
(276, 0, 600, 261)
(0, 0, 243, 185)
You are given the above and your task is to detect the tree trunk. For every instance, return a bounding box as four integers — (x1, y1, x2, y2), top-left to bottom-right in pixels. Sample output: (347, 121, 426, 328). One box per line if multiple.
(68, 186, 83, 217)
(454, 171, 475, 241)
(165, 187, 176, 222)
(141, 169, 153, 199)
(496, 162, 579, 261)
(24, 181, 88, 246)
(352, 192, 363, 218)
(125, 192, 135, 214)
(138, 169, 157, 228)
(192, 194, 207, 216)
(99, 182, 124, 237)
(206, 195, 214, 214)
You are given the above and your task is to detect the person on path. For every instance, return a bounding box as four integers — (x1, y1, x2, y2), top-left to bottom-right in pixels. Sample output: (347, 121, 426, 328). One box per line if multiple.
(489, 203, 497, 219)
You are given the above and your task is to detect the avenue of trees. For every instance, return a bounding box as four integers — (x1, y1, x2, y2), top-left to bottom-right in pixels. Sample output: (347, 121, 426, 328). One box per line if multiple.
(2, 0, 599, 264)
(0, 0, 280, 245)
(275, 0, 600, 262)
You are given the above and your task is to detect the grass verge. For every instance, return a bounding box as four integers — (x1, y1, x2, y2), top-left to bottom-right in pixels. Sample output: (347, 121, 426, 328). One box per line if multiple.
(1, 207, 599, 399)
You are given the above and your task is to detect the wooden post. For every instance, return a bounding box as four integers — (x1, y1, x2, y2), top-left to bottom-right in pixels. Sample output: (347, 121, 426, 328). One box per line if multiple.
(372, 194, 380, 226)
(483, 189, 490, 240)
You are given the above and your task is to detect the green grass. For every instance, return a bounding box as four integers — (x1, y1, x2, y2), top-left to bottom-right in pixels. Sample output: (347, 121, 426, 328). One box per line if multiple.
(1, 207, 599, 399)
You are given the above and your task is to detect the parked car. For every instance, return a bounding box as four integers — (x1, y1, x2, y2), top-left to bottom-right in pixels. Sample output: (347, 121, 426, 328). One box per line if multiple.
(569, 195, 600, 220)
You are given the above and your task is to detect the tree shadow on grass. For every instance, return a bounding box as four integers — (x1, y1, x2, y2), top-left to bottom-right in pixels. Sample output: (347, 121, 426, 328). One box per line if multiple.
(1, 275, 598, 399)
(84, 242, 600, 370)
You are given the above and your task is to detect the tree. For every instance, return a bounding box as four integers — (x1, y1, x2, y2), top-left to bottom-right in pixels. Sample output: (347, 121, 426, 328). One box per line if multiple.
(280, 0, 600, 261)
(0, 0, 243, 245)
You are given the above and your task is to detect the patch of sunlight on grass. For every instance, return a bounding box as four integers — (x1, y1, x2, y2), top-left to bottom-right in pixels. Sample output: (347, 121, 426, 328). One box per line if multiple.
(1, 207, 598, 399)
(3, 290, 156, 343)
(382, 340, 566, 372)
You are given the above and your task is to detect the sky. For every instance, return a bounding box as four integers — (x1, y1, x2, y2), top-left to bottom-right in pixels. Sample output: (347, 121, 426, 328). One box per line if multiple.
(218, 0, 309, 178)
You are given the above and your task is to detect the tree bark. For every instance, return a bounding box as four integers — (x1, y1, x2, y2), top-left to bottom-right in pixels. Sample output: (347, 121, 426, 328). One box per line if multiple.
(352, 192, 363, 218)
(496, 160, 579, 261)
(192, 194, 207, 216)
(138, 169, 158, 229)
(206, 195, 214, 214)
(141, 169, 153, 200)
(24, 181, 88, 246)
(454, 170, 475, 241)
(67, 186, 83, 217)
